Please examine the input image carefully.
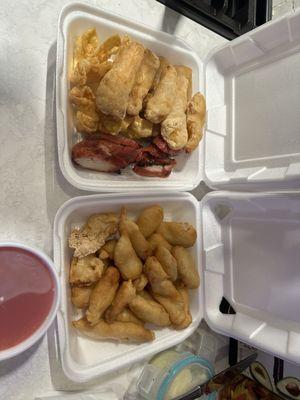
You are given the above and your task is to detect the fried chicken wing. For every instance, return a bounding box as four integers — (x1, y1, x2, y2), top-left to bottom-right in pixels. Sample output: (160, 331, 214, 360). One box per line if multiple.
(105, 280, 136, 322)
(172, 246, 200, 289)
(86, 267, 120, 325)
(144, 65, 177, 124)
(73, 318, 154, 342)
(96, 41, 145, 120)
(157, 222, 197, 248)
(185, 92, 206, 153)
(127, 49, 160, 116)
(129, 295, 170, 327)
(69, 255, 104, 286)
(68, 212, 118, 258)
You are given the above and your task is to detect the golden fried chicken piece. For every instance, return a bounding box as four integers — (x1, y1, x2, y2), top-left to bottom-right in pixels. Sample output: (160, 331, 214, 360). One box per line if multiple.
(144, 65, 177, 124)
(69, 255, 104, 286)
(69, 212, 118, 258)
(71, 285, 94, 308)
(86, 267, 120, 325)
(96, 41, 145, 120)
(105, 280, 136, 322)
(127, 49, 160, 116)
(129, 295, 170, 327)
(185, 92, 206, 153)
(73, 318, 154, 342)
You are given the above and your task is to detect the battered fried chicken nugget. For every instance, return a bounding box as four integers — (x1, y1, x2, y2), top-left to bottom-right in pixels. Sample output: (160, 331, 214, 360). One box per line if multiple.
(105, 280, 136, 322)
(174, 285, 192, 330)
(71, 285, 94, 309)
(144, 65, 177, 124)
(115, 308, 143, 325)
(69, 255, 104, 286)
(155, 245, 177, 282)
(133, 273, 148, 292)
(96, 42, 144, 120)
(73, 318, 154, 343)
(185, 92, 206, 153)
(114, 234, 143, 280)
(161, 71, 189, 150)
(148, 233, 172, 253)
(69, 213, 118, 259)
(86, 267, 120, 325)
(137, 205, 164, 238)
(172, 246, 200, 289)
(99, 239, 117, 260)
(120, 209, 151, 261)
(126, 116, 153, 139)
(129, 295, 170, 327)
(127, 49, 160, 116)
(144, 256, 180, 299)
(151, 291, 185, 326)
(157, 222, 197, 248)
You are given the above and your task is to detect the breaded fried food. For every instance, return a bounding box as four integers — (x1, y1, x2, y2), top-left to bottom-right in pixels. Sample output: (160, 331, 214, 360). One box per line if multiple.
(69, 86, 96, 109)
(175, 65, 192, 100)
(137, 205, 164, 238)
(114, 234, 143, 280)
(99, 239, 117, 260)
(73, 318, 154, 342)
(98, 111, 124, 135)
(105, 280, 136, 322)
(144, 65, 177, 124)
(151, 291, 185, 326)
(185, 92, 206, 153)
(73, 28, 99, 63)
(144, 256, 180, 299)
(174, 285, 192, 330)
(120, 208, 151, 260)
(161, 70, 189, 150)
(148, 232, 172, 253)
(155, 245, 177, 282)
(86, 267, 120, 325)
(127, 49, 160, 116)
(95, 34, 121, 63)
(139, 290, 154, 301)
(115, 308, 143, 325)
(125, 115, 153, 139)
(157, 222, 197, 248)
(71, 285, 94, 309)
(71, 59, 113, 86)
(172, 246, 200, 289)
(69, 213, 118, 258)
(129, 295, 170, 327)
(76, 110, 99, 133)
(96, 41, 144, 120)
(133, 273, 148, 292)
(143, 57, 169, 108)
(69, 255, 104, 286)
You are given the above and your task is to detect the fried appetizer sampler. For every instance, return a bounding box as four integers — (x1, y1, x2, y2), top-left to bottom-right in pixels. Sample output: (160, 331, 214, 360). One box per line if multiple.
(155, 245, 178, 282)
(161, 70, 189, 150)
(172, 246, 200, 289)
(148, 232, 172, 253)
(71, 285, 94, 309)
(185, 92, 206, 153)
(119, 208, 151, 260)
(133, 273, 148, 292)
(115, 308, 144, 325)
(129, 295, 171, 327)
(96, 42, 144, 120)
(151, 291, 185, 326)
(114, 233, 143, 280)
(144, 256, 180, 299)
(69, 255, 104, 286)
(69, 212, 118, 258)
(73, 318, 154, 342)
(127, 49, 160, 116)
(173, 285, 192, 330)
(157, 222, 197, 247)
(137, 205, 164, 238)
(105, 280, 136, 322)
(86, 267, 120, 325)
(144, 65, 177, 124)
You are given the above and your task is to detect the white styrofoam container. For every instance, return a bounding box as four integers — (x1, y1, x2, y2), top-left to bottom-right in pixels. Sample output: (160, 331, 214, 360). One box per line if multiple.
(56, 3, 203, 192)
(53, 192, 202, 382)
(202, 191, 300, 364)
(204, 9, 300, 190)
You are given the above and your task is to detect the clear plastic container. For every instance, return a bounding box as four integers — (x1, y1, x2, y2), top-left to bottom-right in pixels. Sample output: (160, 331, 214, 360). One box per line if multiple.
(137, 350, 216, 400)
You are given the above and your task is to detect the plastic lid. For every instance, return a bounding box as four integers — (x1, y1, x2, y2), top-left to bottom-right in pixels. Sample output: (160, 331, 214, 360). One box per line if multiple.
(204, 9, 300, 190)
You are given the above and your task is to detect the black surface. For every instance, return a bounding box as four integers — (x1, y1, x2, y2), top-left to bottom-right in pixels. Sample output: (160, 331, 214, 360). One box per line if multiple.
(156, 0, 272, 40)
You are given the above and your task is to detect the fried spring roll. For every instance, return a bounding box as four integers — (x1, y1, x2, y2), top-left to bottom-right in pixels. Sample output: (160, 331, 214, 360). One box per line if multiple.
(105, 280, 136, 322)
(129, 295, 170, 327)
(127, 49, 160, 116)
(73, 318, 154, 342)
(96, 41, 144, 120)
(185, 92, 206, 153)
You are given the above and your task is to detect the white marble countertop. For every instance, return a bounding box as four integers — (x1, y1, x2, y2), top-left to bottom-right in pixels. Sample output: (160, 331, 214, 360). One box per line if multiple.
(0, 1, 225, 398)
